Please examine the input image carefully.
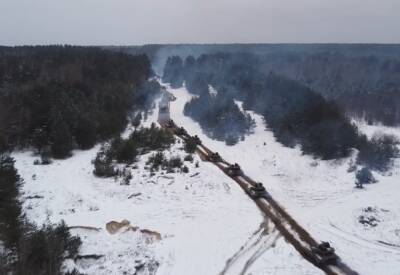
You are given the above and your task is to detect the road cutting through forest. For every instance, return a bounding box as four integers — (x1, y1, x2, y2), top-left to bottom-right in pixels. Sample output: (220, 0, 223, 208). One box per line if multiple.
(158, 96, 358, 275)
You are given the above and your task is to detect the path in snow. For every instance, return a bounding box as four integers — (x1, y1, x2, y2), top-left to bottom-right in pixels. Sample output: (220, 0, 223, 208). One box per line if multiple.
(165, 82, 400, 275)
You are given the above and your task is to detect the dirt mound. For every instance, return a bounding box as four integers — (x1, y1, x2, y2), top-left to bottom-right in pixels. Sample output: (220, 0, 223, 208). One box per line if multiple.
(106, 219, 136, 234)
(105, 219, 161, 242)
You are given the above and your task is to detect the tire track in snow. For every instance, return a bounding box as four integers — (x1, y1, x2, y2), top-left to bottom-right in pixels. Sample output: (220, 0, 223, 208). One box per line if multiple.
(219, 218, 281, 275)
(320, 222, 400, 255)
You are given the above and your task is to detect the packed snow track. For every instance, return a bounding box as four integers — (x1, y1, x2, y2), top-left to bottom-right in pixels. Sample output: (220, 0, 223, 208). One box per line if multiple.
(159, 115, 358, 275)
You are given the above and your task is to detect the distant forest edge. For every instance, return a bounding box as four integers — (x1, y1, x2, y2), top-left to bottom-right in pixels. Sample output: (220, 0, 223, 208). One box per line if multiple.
(0, 46, 161, 159)
(161, 52, 399, 171)
(114, 44, 400, 126)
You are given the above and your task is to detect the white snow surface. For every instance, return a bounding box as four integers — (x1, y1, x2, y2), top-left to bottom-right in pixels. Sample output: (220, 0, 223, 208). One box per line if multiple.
(12, 83, 400, 275)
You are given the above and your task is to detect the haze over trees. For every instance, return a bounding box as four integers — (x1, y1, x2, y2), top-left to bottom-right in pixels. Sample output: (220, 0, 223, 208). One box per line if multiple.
(163, 52, 399, 170)
(163, 55, 255, 145)
(183, 88, 255, 145)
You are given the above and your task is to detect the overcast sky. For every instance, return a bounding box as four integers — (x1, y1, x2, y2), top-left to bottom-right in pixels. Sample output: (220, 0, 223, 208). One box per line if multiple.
(1, 0, 399, 45)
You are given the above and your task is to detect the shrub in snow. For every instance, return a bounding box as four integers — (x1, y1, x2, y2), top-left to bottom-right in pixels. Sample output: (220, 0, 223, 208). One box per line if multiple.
(146, 151, 167, 171)
(184, 138, 197, 154)
(355, 167, 377, 188)
(120, 169, 132, 185)
(146, 153, 184, 173)
(184, 154, 194, 162)
(358, 215, 379, 227)
(129, 123, 175, 154)
(112, 137, 137, 164)
(93, 146, 117, 178)
(357, 134, 399, 171)
(168, 156, 183, 169)
(182, 166, 189, 173)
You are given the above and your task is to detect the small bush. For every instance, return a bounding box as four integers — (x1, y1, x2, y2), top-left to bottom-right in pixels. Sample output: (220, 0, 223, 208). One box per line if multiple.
(130, 123, 175, 153)
(184, 154, 194, 162)
(355, 167, 377, 188)
(357, 134, 399, 171)
(182, 166, 189, 173)
(93, 145, 117, 178)
(168, 156, 183, 169)
(93, 125, 175, 175)
(111, 137, 137, 164)
(146, 151, 167, 171)
(146, 153, 184, 173)
(120, 169, 132, 185)
(184, 138, 197, 154)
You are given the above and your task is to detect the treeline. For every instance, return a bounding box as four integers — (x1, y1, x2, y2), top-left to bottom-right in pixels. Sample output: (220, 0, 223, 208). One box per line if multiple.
(0, 46, 159, 159)
(247, 52, 400, 126)
(163, 53, 399, 170)
(157, 45, 400, 126)
(0, 150, 81, 274)
(339, 87, 400, 126)
(163, 55, 255, 145)
(183, 90, 254, 145)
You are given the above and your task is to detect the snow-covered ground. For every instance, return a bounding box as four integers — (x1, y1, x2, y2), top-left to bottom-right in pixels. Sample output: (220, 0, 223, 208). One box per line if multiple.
(13, 98, 317, 275)
(168, 84, 400, 275)
(13, 82, 400, 275)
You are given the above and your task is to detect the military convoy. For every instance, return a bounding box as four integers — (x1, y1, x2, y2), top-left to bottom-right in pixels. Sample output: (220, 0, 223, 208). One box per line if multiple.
(160, 121, 339, 270)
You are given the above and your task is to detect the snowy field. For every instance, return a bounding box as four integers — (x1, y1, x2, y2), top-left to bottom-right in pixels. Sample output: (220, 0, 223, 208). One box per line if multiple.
(12, 82, 400, 275)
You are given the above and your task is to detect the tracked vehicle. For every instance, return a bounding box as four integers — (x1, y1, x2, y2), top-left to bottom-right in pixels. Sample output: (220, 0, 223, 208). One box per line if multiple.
(311, 242, 338, 266)
(208, 152, 222, 162)
(192, 135, 202, 145)
(249, 182, 270, 199)
(227, 163, 242, 177)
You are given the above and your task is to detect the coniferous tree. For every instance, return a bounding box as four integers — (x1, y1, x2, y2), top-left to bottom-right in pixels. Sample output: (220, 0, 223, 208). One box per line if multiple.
(50, 112, 73, 159)
(74, 116, 97, 150)
(0, 154, 23, 250)
(162, 56, 184, 88)
(31, 126, 49, 155)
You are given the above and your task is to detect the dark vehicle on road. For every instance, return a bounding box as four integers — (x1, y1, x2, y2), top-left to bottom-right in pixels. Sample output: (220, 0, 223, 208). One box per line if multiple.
(311, 242, 337, 266)
(249, 182, 270, 199)
(192, 135, 202, 145)
(209, 152, 222, 162)
(165, 119, 175, 128)
(175, 126, 187, 136)
(227, 163, 242, 177)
